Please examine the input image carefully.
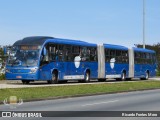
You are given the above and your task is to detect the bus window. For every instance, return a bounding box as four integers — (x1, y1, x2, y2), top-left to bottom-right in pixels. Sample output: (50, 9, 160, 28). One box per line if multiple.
(58, 45, 64, 61)
(105, 49, 110, 62)
(64, 45, 72, 61)
(49, 45, 58, 61)
(110, 50, 116, 57)
(134, 52, 140, 64)
(72, 46, 80, 60)
(121, 51, 128, 63)
(90, 47, 97, 61)
(81, 47, 90, 61)
(40, 46, 49, 65)
(116, 50, 122, 63)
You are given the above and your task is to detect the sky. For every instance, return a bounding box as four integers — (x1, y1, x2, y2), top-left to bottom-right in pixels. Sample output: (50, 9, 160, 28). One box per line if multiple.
(0, 0, 159, 47)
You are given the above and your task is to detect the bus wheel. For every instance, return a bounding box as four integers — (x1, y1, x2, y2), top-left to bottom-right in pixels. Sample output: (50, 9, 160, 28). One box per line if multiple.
(84, 71, 90, 82)
(121, 72, 126, 81)
(145, 72, 149, 80)
(48, 72, 58, 84)
(141, 71, 149, 80)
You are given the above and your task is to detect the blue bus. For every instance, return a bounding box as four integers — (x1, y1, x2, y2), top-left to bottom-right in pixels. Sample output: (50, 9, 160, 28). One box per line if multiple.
(5, 36, 98, 84)
(5, 36, 157, 84)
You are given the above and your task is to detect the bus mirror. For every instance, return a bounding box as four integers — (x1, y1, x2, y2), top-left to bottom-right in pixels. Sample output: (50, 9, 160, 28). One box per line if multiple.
(43, 47, 47, 56)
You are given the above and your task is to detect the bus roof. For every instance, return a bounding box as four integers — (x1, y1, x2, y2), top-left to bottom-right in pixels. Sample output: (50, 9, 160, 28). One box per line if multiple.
(13, 36, 54, 46)
(13, 36, 97, 47)
(46, 38, 97, 47)
(133, 47, 155, 53)
(103, 44, 128, 50)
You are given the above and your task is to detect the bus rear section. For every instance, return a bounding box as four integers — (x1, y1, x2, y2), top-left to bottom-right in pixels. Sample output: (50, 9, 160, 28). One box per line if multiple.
(129, 47, 157, 80)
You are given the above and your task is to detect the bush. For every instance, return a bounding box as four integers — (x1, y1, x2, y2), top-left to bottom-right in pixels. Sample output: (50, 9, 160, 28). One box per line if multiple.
(0, 74, 5, 80)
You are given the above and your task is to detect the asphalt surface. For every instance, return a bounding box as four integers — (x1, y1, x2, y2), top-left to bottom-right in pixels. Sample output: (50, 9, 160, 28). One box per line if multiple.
(0, 77, 160, 89)
(0, 89, 160, 120)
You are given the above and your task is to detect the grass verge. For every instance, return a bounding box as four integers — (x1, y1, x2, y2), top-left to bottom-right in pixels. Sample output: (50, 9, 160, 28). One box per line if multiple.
(1, 80, 160, 103)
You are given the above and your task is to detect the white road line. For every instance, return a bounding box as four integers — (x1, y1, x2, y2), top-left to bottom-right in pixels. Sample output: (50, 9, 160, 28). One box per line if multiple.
(81, 100, 119, 107)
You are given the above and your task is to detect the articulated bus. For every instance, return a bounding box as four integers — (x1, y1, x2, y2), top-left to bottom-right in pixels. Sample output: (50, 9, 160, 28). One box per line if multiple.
(5, 36, 157, 84)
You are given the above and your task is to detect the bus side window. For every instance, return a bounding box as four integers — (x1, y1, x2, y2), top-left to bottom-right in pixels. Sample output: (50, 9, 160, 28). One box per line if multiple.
(40, 46, 49, 65)
(81, 47, 90, 61)
(105, 49, 110, 62)
(64, 45, 72, 61)
(134, 52, 140, 64)
(116, 50, 122, 63)
(110, 50, 116, 61)
(49, 45, 59, 61)
(90, 47, 97, 61)
(122, 51, 128, 63)
(58, 45, 64, 61)
(72, 46, 80, 59)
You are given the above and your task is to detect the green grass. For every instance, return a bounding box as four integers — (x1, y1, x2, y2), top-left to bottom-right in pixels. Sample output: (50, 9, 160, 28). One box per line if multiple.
(1, 80, 160, 102)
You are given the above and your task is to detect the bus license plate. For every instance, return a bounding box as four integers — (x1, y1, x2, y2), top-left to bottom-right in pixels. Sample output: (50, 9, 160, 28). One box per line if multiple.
(16, 76, 22, 79)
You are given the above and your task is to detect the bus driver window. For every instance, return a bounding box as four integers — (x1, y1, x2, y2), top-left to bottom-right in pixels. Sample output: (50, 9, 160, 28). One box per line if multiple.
(40, 46, 49, 65)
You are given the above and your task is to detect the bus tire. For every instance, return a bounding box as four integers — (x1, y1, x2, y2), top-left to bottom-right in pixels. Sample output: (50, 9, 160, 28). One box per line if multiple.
(141, 71, 149, 80)
(48, 72, 58, 84)
(84, 71, 90, 83)
(121, 72, 126, 81)
(145, 71, 149, 80)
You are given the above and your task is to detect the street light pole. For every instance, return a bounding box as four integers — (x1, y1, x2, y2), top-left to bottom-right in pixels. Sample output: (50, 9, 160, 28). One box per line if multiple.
(143, 0, 146, 49)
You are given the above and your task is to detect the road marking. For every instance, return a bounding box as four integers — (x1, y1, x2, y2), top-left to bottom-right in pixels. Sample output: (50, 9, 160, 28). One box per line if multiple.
(81, 100, 119, 107)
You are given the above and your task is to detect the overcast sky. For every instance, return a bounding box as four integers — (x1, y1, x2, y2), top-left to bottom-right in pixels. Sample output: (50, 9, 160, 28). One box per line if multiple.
(0, 0, 159, 47)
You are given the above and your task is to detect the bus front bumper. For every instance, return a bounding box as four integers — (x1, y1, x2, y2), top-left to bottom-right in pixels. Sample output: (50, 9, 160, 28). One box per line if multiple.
(5, 73, 39, 80)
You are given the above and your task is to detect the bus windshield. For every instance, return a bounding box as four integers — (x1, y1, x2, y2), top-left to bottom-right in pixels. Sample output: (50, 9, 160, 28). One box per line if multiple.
(7, 45, 41, 67)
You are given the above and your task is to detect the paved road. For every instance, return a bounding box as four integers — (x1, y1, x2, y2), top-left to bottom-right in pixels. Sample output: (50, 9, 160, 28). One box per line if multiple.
(0, 89, 160, 120)
(0, 77, 160, 89)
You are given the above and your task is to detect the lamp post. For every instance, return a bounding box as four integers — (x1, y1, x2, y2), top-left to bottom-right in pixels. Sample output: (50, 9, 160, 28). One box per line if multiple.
(143, 0, 146, 49)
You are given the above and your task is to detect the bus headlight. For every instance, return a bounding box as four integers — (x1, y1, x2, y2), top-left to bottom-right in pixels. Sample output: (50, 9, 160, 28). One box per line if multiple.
(30, 68, 38, 73)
